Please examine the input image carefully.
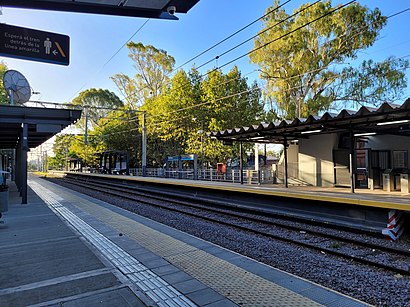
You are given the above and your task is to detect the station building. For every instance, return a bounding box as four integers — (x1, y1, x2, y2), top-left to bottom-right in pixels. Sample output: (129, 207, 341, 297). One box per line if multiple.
(211, 99, 410, 193)
(283, 132, 409, 190)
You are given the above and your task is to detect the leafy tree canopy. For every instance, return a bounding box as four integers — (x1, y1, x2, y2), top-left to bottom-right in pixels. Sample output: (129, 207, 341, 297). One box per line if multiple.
(92, 110, 142, 167)
(250, 0, 409, 118)
(111, 42, 175, 108)
(0, 62, 10, 104)
(139, 66, 264, 167)
(71, 88, 123, 128)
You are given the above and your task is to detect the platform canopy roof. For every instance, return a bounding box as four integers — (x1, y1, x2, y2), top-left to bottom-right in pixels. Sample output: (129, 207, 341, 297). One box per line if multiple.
(0, 104, 82, 149)
(210, 99, 410, 144)
(0, 0, 199, 19)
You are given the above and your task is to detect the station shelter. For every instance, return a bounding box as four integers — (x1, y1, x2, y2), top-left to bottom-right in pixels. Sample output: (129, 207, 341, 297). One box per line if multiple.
(0, 104, 81, 203)
(210, 99, 410, 193)
(2, 0, 200, 19)
(165, 154, 198, 179)
(66, 157, 83, 172)
(94, 150, 130, 175)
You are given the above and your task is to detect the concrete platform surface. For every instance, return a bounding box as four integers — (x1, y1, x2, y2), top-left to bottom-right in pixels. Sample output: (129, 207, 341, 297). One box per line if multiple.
(0, 175, 371, 306)
(0, 182, 147, 307)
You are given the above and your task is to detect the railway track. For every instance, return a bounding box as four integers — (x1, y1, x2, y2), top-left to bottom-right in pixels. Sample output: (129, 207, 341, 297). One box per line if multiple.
(53, 175, 410, 276)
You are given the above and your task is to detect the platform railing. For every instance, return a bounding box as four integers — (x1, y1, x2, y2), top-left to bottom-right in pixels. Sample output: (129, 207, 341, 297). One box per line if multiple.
(128, 168, 276, 184)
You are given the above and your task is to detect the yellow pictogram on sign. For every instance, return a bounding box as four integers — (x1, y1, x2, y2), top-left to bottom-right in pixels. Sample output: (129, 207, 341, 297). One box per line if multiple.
(55, 42, 66, 58)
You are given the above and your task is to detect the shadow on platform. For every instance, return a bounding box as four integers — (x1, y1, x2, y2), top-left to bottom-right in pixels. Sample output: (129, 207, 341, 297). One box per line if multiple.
(0, 182, 145, 306)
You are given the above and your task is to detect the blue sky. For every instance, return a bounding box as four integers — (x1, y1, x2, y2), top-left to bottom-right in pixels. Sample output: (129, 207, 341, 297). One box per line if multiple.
(1, 0, 410, 104)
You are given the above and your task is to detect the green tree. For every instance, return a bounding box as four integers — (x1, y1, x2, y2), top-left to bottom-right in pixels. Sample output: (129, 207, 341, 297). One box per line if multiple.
(108, 44, 264, 168)
(71, 88, 124, 127)
(141, 66, 264, 167)
(197, 66, 263, 165)
(111, 42, 175, 108)
(51, 134, 79, 169)
(142, 69, 198, 165)
(111, 74, 139, 108)
(92, 109, 142, 167)
(250, 0, 408, 118)
(0, 62, 10, 104)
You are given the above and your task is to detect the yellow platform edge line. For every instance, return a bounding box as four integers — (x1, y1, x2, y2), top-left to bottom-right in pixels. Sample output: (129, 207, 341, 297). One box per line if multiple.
(66, 172, 409, 211)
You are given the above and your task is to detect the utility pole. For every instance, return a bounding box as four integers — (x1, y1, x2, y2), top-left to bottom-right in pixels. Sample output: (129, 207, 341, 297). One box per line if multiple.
(283, 137, 288, 188)
(240, 141, 244, 184)
(84, 107, 89, 145)
(65, 144, 68, 171)
(142, 111, 147, 176)
(44, 151, 48, 173)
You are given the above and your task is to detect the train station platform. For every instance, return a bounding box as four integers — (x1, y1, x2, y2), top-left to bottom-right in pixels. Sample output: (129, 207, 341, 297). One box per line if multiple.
(67, 172, 410, 211)
(0, 175, 369, 306)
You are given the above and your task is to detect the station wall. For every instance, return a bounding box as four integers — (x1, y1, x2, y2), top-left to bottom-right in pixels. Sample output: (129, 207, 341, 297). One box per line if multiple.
(298, 134, 338, 186)
(366, 135, 410, 168)
(278, 133, 409, 188)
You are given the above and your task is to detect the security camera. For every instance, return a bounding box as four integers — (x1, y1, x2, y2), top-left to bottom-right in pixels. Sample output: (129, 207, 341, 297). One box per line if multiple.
(167, 6, 176, 15)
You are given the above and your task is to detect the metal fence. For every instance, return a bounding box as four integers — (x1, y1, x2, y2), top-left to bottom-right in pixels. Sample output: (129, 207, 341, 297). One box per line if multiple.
(129, 168, 276, 184)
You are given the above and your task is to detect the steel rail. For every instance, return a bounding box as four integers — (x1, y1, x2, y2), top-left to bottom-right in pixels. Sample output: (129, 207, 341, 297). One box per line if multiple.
(59, 176, 410, 276)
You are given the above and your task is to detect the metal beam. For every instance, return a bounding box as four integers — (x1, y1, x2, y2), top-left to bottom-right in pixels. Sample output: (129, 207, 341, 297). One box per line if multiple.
(283, 137, 288, 188)
(0, 0, 200, 18)
(21, 123, 28, 204)
(349, 129, 355, 194)
(240, 141, 244, 185)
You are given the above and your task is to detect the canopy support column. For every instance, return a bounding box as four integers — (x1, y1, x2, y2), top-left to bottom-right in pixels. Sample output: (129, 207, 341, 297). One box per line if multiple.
(126, 152, 130, 175)
(16, 140, 21, 192)
(21, 123, 28, 204)
(349, 129, 355, 193)
(240, 141, 244, 184)
(283, 137, 288, 188)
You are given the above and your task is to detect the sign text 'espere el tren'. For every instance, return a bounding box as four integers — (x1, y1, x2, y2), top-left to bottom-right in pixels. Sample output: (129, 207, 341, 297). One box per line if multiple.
(0, 24, 70, 66)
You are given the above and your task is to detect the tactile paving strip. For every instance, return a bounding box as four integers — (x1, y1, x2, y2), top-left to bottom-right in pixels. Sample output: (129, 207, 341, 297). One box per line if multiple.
(29, 181, 195, 307)
(38, 181, 325, 307)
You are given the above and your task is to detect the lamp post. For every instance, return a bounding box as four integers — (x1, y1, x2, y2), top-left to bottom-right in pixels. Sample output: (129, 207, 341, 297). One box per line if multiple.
(142, 111, 147, 176)
(197, 129, 204, 169)
(192, 117, 204, 170)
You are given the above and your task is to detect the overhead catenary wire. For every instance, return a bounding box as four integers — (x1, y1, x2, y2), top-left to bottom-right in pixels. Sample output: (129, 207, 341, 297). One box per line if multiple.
(87, 2, 410, 133)
(82, 58, 410, 140)
(122, 0, 347, 113)
(195, 0, 321, 71)
(173, 0, 292, 72)
(113, 0, 324, 119)
(218, 0, 356, 72)
(121, 1, 293, 108)
(145, 0, 355, 119)
(147, 1, 410, 120)
(68, 18, 150, 101)
(65, 3, 410, 138)
(148, 53, 410, 122)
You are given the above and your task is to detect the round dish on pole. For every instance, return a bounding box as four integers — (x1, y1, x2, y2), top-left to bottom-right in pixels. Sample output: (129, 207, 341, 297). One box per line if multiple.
(3, 70, 32, 105)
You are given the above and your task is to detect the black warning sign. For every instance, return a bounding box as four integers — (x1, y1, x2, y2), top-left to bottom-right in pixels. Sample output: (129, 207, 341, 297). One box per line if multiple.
(0, 24, 70, 66)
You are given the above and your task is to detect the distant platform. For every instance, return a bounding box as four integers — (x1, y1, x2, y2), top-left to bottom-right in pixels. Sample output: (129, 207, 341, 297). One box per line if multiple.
(66, 172, 410, 211)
